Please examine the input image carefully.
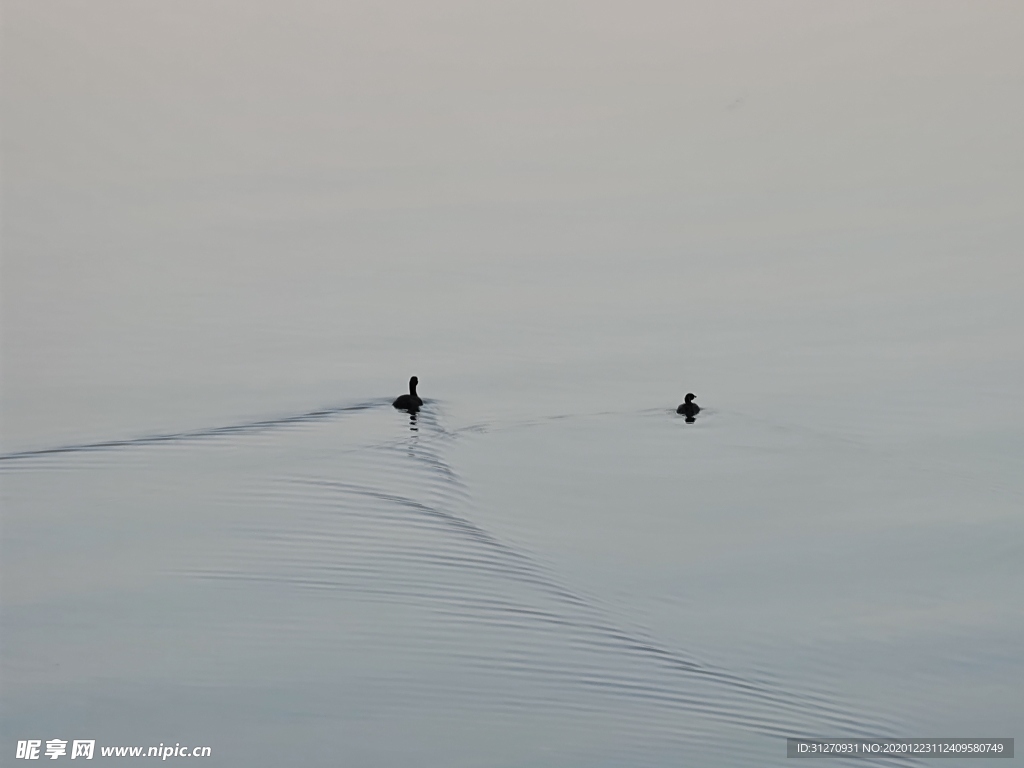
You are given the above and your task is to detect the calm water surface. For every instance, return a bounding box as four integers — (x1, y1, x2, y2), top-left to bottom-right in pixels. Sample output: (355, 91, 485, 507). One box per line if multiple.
(3, 2, 1023, 765)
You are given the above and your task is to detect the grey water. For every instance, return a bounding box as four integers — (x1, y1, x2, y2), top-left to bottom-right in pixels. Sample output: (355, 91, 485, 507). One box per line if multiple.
(3, 2, 1023, 766)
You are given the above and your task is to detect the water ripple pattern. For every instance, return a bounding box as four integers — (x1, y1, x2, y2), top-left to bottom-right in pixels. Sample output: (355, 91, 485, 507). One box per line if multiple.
(5, 400, 923, 766)
(179, 403, 911, 766)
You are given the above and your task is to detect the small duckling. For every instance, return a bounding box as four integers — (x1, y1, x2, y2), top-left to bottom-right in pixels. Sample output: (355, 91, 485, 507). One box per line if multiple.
(676, 392, 699, 418)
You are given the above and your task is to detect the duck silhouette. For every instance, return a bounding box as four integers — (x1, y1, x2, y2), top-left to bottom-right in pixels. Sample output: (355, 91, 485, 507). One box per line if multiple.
(393, 376, 423, 412)
(676, 393, 699, 419)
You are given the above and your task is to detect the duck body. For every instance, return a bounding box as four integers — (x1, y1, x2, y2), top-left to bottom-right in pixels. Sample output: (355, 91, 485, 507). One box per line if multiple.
(393, 376, 423, 411)
(676, 393, 699, 417)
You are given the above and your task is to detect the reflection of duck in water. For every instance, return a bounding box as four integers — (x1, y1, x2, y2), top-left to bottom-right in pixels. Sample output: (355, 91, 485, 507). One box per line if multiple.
(393, 376, 423, 412)
(676, 392, 699, 419)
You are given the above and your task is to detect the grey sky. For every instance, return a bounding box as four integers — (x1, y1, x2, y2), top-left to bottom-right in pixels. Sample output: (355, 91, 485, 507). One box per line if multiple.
(3, 1, 1022, 441)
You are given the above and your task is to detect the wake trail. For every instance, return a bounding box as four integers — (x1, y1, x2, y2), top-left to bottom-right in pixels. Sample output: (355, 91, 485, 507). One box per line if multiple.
(0, 399, 390, 462)
(0, 399, 652, 464)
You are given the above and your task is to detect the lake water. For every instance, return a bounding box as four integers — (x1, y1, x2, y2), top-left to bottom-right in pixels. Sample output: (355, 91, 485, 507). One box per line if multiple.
(3, 2, 1022, 766)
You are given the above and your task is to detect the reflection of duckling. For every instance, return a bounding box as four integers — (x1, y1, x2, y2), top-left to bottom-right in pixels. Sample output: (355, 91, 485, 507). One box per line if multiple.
(676, 392, 699, 418)
(393, 376, 423, 412)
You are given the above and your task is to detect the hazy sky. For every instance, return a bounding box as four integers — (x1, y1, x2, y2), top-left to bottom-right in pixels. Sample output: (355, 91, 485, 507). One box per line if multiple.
(3, 1, 1022, 441)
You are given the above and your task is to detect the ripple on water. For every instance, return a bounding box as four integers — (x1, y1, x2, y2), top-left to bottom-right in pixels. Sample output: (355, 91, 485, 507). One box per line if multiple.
(5, 401, 923, 767)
